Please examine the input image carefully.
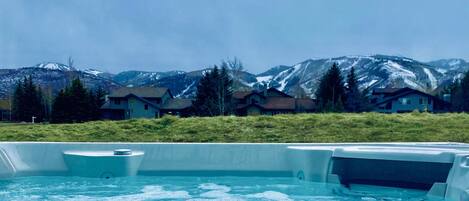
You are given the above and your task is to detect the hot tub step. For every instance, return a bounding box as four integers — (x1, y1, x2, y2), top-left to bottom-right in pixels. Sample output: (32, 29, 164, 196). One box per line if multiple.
(63, 150, 144, 178)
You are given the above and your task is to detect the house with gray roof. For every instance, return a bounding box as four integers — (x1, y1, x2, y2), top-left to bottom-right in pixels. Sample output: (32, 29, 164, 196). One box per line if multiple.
(100, 87, 193, 120)
(371, 87, 450, 113)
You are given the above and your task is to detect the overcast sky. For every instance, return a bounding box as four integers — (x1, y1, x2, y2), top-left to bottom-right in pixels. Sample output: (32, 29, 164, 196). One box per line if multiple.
(1, 0, 468, 73)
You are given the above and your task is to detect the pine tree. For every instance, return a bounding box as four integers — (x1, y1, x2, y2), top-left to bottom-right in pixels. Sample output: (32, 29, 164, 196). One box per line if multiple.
(315, 63, 346, 112)
(93, 87, 107, 120)
(12, 79, 25, 121)
(51, 89, 68, 123)
(11, 76, 45, 122)
(460, 71, 469, 111)
(449, 70, 469, 112)
(345, 67, 369, 112)
(194, 65, 234, 116)
(194, 67, 218, 116)
(218, 63, 233, 115)
(51, 78, 103, 123)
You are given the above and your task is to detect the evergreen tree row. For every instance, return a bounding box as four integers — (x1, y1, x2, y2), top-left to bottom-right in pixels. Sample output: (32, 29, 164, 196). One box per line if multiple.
(447, 71, 469, 112)
(12, 77, 105, 123)
(12, 76, 47, 122)
(315, 63, 370, 112)
(193, 63, 234, 116)
(51, 78, 106, 123)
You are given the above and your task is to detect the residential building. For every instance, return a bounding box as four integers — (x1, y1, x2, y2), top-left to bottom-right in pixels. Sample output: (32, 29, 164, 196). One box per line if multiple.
(100, 87, 193, 120)
(370, 87, 450, 113)
(0, 99, 11, 121)
(233, 88, 316, 116)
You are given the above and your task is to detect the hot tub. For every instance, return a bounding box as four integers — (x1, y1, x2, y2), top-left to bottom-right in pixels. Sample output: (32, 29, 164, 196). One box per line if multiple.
(0, 142, 467, 200)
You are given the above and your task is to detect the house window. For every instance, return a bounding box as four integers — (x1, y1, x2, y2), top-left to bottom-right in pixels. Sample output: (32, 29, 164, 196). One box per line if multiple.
(144, 104, 149, 110)
(114, 99, 121, 105)
(419, 98, 423, 105)
(399, 98, 411, 105)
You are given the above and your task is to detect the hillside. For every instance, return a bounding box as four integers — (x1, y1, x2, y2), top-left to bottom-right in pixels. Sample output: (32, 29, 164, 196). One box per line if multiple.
(0, 113, 469, 142)
(0, 63, 121, 98)
(0, 55, 468, 99)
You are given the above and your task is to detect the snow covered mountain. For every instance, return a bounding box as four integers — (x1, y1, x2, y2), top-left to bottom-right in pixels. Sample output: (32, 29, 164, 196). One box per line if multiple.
(112, 70, 185, 87)
(0, 64, 120, 98)
(138, 55, 468, 98)
(0, 55, 468, 99)
(250, 55, 454, 97)
(35, 62, 76, 71)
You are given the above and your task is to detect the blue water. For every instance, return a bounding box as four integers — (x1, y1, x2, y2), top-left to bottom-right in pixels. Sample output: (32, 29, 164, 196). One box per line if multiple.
(0, 176, 443, 201)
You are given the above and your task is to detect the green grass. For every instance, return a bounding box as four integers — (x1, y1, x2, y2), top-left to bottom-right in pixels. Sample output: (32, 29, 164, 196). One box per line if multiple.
(0, 112, 469, 142)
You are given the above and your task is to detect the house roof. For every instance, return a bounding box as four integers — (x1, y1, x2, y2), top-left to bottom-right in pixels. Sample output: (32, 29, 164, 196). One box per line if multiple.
(262, 97, 296, 110)
(233, 88, 292, 99)
(372, 88, 403, 94)
(233, 90, 259, 99)
(372, 87, 417, 96)
(108, 87, 171, 98)
(374, 88, 445, 106)
(101, 93, 160, 110)
(265, 88, 293, 98)
(238, 97, 299, 110)
(161, 99, 193, 110)
(0, 100, 10, 111)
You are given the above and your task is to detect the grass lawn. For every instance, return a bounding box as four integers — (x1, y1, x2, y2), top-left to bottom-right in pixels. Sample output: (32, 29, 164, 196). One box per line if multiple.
(0, 112, 468, 142)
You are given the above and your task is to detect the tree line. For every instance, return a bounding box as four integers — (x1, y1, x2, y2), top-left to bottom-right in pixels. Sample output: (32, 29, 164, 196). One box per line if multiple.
(193, 61, 234, 116)
(11, 76, 105, 123)
(11, 62, 469, 123)
(445, 71, 469, 112)
(315, 63, 371, 112)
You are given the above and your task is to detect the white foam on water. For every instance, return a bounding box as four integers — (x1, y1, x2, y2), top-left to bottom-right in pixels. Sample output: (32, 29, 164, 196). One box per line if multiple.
(199, 183, 231, 192)
(198, 183, 239, 200)
(246, 191, 293, 201)
(47, 185, 191, 201)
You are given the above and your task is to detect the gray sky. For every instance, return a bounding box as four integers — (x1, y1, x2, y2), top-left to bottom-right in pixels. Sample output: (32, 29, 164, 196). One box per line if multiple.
(1, 0, 468, 73)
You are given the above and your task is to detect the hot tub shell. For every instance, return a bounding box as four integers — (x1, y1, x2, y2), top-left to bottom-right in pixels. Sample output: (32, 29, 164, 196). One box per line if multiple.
(0, 142, 467, 200)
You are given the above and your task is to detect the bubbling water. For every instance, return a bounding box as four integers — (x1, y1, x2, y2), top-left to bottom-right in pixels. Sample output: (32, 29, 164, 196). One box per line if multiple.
(0, 176, 443, 201)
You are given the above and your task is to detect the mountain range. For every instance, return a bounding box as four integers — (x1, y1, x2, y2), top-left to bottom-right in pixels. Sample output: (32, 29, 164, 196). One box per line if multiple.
(1, 55, 468, 99)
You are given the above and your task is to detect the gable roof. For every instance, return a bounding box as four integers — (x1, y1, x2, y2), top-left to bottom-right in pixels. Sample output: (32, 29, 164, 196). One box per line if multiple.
(372, 88, 403, 94)
(374, 88, 443, 106)
(232, 88, 292, 99)
(161, 99, 193, 110)
(265, 88, 293, 98)
(101, 93, 160, 110)
(109, 87, 171, 98)
(233, 91, 255, 99)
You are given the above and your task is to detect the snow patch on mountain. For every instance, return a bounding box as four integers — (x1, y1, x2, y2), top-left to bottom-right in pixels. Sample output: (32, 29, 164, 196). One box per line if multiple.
(35, 62, 74, 71)
(383, 61, 416, 79)
(177, 81, 196, 97)
(256, 75, 273, 83)
(423, 68, 437, 90)
(84, 69, 103, 76)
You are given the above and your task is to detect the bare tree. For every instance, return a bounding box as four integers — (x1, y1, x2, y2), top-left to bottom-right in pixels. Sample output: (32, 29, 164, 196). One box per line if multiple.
(224, 57, 244, 89)
(68, 56, 74, 69)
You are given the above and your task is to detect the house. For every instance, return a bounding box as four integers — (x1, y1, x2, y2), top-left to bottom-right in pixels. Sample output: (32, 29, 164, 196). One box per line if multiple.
(0, 99, 11, 121)
(370, 87, 450, 113)
(100, 87, 193, 120)
(233, 88, 316, 116)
